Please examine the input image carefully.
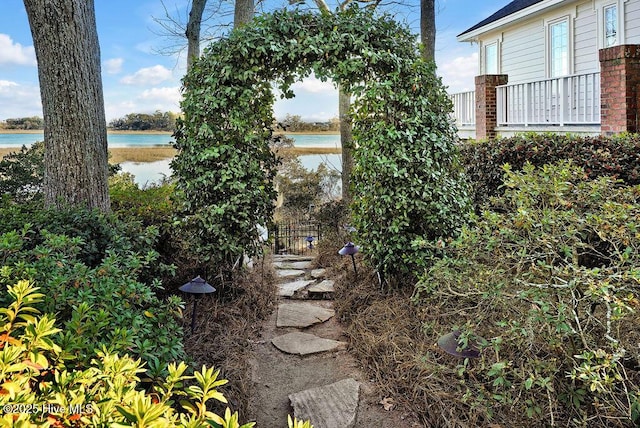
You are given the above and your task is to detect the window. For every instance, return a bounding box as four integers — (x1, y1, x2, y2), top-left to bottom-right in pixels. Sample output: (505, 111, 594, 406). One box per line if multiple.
(597, 0, 625, 49)
(604, 4, 618, 47)
(549, 19, 569, 77)
(485, 43, 498, 74)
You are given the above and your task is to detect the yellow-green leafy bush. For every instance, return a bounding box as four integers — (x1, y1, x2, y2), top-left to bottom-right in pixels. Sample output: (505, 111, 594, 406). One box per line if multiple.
(0, 280, 255, 427)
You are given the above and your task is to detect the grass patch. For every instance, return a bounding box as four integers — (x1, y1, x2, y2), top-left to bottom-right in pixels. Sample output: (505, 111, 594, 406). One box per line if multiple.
(1, 146, 341, 164)
(108, 147, 178, 163)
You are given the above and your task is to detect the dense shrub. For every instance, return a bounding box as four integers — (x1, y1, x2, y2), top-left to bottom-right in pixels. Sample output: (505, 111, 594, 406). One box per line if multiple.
(109, 172, 175, 227)
(0, 198, 165, 273)
(0, 142, 44, 202)
(414, 162, 640, 426)
(1, 142, 122, 205)
(0, 226, 184, 375)
(351, 59, 471, 283)
(109, 173, 188, 288)
(460, 133, 640, 209)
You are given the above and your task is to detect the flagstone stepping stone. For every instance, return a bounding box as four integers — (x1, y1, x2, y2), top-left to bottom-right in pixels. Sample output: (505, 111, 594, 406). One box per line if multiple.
(278, 279, 315, 298)
(274, 260, 313, 270)
(307, 280, 335, 300)
(276, 302, 334, 328)
(310, 268, 327, 279)
(289, 378, 360, 428)
(273, 255, 314, 263)
(271, 332, 346, 356)
(276, 269, 305, 278)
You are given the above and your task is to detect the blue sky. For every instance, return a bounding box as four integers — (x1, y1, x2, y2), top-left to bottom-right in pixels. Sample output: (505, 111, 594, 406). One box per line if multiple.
(0, 0, 506, 122)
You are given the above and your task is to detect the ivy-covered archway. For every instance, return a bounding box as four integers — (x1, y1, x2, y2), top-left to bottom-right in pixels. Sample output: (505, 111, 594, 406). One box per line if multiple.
(173, 7, 470, 276)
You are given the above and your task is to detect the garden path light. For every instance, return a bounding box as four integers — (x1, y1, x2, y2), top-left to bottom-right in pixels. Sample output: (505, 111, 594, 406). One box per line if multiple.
(437, 330, 481, 359)
(179, 276, 216, 334)
(339, 242, 359, 275)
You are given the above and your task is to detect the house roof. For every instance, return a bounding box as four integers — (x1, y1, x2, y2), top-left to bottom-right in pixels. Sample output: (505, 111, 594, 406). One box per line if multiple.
(458, 0, 545, 38)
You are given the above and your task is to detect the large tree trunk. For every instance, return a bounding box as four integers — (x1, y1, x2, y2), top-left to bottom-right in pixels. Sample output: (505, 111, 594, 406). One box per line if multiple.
(339, 87, 353, 203)
(186, 0, 207, 70)
(234, 0, 254, 27)
(23, 0, 110, 211)
(421, 0, 436, 61)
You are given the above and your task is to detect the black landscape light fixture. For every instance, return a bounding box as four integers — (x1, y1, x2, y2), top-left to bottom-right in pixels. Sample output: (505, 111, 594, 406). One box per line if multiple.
(338, 242, 359, 275)
(437, 330, 481, 359)
(179, 276, 216, 334)
(305, 235, 315, 249)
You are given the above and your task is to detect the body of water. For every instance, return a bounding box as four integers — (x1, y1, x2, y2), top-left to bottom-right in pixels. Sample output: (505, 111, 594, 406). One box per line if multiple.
(0, 132, 340, 149)
(0, 132, 341, 186)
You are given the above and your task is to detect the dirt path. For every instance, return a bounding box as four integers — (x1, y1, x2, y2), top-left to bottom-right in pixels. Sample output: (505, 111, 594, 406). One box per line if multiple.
(245, 255, 420, 427)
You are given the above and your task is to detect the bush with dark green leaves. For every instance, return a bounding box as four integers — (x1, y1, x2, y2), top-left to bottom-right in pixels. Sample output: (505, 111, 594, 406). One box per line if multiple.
(0, 224, 185, 376)
(460, 133, 640, 209)
(0, 142, 44, 203)
(276, 162, 340, 222)
(0, 196, 164, 271)
(109, 172, 175, 227)
(0, 141, 121, 204)
(350, 60, 472, 283)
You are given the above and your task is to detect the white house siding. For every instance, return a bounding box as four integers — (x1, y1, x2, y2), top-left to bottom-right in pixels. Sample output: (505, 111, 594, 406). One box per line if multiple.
(477, 1, 609, 83)
(574, 2, 598, 74)
(626, 0, 640, 42)
(491, 21, 545, 83)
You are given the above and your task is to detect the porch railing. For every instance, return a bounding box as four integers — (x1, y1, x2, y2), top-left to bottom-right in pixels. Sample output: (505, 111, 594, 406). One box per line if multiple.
(450, 90, 476, 126)
(497, 72, 600, 126)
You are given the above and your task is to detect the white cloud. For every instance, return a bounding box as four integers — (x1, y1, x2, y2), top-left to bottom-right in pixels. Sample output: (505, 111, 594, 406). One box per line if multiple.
(120, 65, 173, 85)
(301, 111, 336, 121)
(291, 75, 337, 95)
(139, 86, 181, 106)
(0, 81, 42, 120)
(0, 80, 19, 91)
(0, 34, 36, 66)
(104, 100, 137, 122)
(438, 52, 478, 93)
(103, 86, 181, 121)
(104, 58, 124, 74)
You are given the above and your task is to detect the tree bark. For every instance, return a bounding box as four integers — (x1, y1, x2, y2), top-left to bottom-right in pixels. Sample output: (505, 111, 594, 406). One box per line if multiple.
(234, 0, 254, 28)
(23, 0, 110, 211)
(339, 87, 353, 203)
(421, 0, 436, 61)
(186, 0, 207, 70)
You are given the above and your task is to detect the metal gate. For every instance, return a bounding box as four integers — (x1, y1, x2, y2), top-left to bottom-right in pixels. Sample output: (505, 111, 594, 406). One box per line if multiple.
(272, 221, 321, 255)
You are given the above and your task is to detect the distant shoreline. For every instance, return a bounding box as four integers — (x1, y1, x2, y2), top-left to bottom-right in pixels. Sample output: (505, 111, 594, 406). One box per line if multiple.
(0, 145, 341, 164)
(0, 129, 174, 135)
(0, 130, 340, 136)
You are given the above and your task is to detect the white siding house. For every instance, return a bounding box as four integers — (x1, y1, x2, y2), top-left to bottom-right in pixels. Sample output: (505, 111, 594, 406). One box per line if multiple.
(451, 0, 640, 139)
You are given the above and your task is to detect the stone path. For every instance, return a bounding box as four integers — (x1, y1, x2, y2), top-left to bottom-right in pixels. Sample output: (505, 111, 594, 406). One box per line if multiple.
(247, 254, 361, 428)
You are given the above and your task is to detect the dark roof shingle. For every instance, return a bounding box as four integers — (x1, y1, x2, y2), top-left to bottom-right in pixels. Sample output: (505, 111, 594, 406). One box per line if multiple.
(458, 0, 545, 37)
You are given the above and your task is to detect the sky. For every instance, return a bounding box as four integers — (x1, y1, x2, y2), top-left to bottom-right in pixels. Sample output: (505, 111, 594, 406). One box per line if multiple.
(0, 0, 507, 123)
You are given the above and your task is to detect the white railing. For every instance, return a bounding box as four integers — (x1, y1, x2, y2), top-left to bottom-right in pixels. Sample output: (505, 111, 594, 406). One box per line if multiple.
(497, 72, 600, 126)
(450, 90, 475, 126)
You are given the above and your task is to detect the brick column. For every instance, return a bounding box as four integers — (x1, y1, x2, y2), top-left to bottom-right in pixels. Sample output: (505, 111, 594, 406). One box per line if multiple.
(475, 74, 508, 140)
(599, 45, 640, 135)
